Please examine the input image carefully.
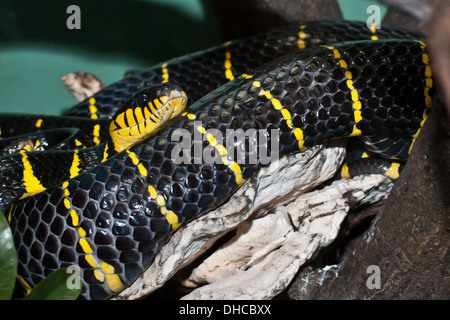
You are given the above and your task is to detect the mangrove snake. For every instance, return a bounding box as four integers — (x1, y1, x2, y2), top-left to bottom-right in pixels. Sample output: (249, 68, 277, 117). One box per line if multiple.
(0, 20, 433, 299)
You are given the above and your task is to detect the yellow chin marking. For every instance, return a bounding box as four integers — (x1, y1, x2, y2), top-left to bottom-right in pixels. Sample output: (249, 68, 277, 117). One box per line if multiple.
(110, 91, 187, 153)
(125, 108, 137, 127)
(134, 107, 145, 123)
(114, 112, 127, 128)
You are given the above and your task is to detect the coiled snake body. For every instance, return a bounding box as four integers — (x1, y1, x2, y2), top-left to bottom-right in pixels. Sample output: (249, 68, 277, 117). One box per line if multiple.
(1, 20, 433, 299)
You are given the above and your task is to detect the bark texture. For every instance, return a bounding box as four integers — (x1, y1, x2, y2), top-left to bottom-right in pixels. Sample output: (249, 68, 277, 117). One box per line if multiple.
(288, 0, 450, 299)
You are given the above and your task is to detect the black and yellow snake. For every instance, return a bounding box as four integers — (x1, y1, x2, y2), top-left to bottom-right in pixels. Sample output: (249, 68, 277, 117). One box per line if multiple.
(0, 20, 433, 299)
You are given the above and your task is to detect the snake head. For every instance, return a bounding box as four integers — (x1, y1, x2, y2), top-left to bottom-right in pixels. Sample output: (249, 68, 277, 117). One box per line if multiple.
(108, 83, 188, 153)
(135, 83, 187, 119)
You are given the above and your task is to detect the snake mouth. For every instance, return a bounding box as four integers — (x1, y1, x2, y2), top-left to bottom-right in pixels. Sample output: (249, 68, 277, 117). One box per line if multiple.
(148, 89, 188, 123)
(109, 88, 188, 153)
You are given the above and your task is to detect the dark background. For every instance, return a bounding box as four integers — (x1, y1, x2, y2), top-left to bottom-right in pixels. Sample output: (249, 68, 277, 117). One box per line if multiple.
(0, 0, 385, 115)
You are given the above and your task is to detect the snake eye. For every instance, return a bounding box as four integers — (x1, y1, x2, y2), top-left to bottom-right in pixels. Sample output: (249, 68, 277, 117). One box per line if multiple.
(137, 94, 149, 107)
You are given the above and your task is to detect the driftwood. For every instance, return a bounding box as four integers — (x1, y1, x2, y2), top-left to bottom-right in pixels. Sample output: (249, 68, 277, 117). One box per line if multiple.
(115, 141, 348, 299)
(60, 72, 106, 102)
(182, 174, 392, 300)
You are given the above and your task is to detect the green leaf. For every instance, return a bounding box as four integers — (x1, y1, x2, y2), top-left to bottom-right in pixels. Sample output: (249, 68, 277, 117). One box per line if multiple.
(0, 211, 17, 300)
(25, 268, 81, 300)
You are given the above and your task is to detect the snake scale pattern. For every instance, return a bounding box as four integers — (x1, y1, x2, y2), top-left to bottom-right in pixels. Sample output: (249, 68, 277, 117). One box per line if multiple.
(0, 20, 433, 299)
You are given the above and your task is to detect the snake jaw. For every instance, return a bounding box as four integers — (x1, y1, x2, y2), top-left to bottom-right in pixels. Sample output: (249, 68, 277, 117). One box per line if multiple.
(152, 88, 188, 122)
(167, 89, 188, 119)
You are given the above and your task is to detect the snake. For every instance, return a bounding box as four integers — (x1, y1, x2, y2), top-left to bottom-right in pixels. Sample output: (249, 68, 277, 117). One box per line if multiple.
(0, 20, 433, 299)
(0, 83, 187, 207)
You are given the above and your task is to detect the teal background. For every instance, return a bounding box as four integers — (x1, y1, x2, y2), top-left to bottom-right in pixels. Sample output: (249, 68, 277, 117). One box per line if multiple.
(0, 0, 386, 115)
